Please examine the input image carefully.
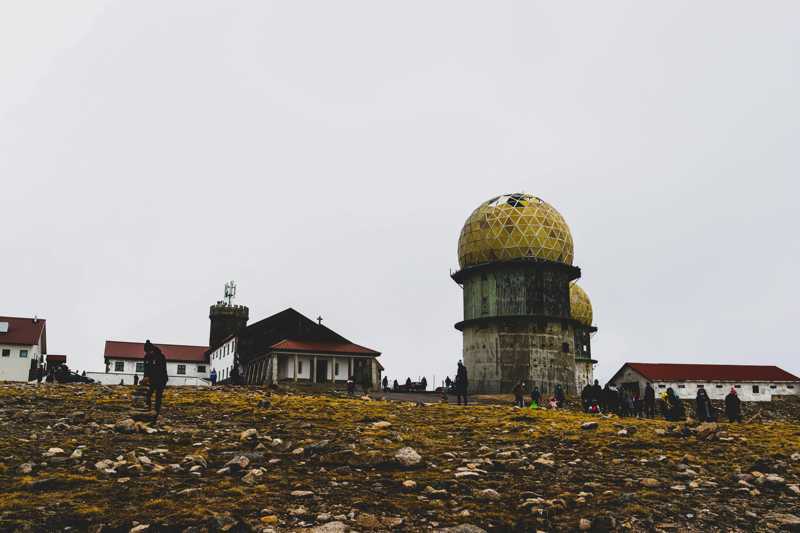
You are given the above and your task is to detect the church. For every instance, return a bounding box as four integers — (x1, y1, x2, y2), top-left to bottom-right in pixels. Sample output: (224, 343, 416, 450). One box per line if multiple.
(206, 289, 382, 389)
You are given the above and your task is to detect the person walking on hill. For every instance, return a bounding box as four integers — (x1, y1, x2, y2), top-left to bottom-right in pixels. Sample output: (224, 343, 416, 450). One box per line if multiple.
(210, 368, 217, 385)
(644, 382, 656, 418)
(382, 376, 388, 392)
(724, 388, 742, 422)
(590, 379, 603, 406)
(530, 385, 542, 408)
(695, 388, 716, 422)
(513, 381, 526, 407)
(143, 340, 168, 419)
(454, 360, 468, 405)
(664, 387, 686, 421)
(554, 384, 565, 408)
(580, 383, 591, 412)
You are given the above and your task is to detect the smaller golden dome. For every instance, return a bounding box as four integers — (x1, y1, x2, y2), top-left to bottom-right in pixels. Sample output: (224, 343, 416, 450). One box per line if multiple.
(570, 282, 593, 327)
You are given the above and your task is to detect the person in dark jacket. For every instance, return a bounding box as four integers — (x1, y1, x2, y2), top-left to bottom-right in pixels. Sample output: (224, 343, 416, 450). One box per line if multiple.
(420, 376, 427, 391)
(143, 340, 168, 418)
(133, 373, 139, 386)
(590, 379, 603, 406)
(644, 382, 656, 418)
(695, 388, 715, 422)
(513, 381, 526, 407)
(580, 383, 592, 412)
(392, 379, 399, 391)
(554, 384, 565, 408)
(454, 361, 468, 405)
(445, 376, 452, 390)
(664, 387, 685, 421)
(530, 385, 542, 407)
(382, 376, 388, 392)
(724, 388, 742, 422)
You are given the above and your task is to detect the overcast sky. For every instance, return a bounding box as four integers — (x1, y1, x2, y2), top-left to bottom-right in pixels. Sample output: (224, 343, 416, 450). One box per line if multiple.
(2, 1, 798, 385)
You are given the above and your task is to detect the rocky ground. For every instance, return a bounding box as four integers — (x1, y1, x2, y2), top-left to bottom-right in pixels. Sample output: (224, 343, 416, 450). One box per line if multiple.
(0, 384, 799, 532)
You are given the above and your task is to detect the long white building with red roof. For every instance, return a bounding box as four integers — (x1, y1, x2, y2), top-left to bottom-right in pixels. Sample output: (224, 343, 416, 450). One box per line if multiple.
(608, 362, 800, 402)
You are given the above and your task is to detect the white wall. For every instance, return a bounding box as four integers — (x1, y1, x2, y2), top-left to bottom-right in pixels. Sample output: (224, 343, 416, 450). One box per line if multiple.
(0, 343, 41, 382)
(611, 367, 800, 402)
(209, 337, 236, 380)
(86, 371, 209, 387)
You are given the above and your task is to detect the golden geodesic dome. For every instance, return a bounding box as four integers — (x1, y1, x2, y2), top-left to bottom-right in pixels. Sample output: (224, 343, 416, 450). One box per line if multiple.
(570, 282, 593, 327)
(457, 193, 574, 268)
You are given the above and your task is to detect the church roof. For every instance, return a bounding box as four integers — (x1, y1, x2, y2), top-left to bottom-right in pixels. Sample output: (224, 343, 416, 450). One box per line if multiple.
(271, 339, 380, 356)
(622, 363, 800, 383)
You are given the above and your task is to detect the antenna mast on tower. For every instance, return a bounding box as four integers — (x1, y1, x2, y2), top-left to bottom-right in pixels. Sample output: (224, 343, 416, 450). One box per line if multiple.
(224, 281, 237, 306)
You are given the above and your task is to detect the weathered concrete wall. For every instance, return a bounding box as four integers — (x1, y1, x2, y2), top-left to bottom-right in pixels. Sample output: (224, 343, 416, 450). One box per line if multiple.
(575, 359, 594, 391)
(463, 320, 577, 395)
(462, 267, 572, 321)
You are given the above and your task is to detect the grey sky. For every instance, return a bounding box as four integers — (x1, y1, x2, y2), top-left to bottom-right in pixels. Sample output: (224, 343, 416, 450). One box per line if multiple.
(2, 1, 798, 385)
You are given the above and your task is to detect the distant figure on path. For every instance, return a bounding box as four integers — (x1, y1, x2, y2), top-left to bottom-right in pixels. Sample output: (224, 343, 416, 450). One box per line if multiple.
(513, 381, 526, 407)
(590, 380, 603, 406)
(695, 388, 715, 422)
(420, 376, 427, 391)
(210, 368, 217, 385)
(346, 376, 355, 396)
(382, 376, 388, 392)
(664, 387, 686, 421)
(133, 374, 139, 386)
(143, 340, 168, 419)
(454, 360, 468, 405)
(644, 383, 656, 418)
(554, 384, 565, 408)
(445, 376, 452, 391)
(724, 388, 742, 422)
(530, 385, 541, 408)
(392, 379, 399, 392)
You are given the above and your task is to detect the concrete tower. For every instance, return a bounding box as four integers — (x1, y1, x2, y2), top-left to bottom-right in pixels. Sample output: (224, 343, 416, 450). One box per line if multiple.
(452, 193, 596, 395)
(570, 282, 597, 389)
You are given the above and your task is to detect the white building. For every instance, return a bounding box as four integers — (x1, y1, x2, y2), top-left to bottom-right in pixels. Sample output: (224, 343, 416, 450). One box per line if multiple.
(0, 316, 46, 382)
(86, 340, 210, 387)
(608, 362, 800, 402)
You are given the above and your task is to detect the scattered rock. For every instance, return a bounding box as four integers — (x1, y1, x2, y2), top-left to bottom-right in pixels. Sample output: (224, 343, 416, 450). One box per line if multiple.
(581, 422, 598, 430)
(290, 490, 314, 498)
(640, 478, 661, 488)
(240, 428, 258, 442)
(395, 447, 422, 467)
(479, 488, 501, 500)
(371, 421, 392, 429)
(114, 419, 136, 433)
(18, 462, 34, 474)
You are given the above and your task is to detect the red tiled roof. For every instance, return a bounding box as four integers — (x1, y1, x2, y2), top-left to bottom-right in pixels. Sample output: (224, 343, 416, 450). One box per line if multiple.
(270, 339, 380, 356)
(104, 341, 209, 363)
(0, 316, 46, 346)
(624, 363, 800, 383)
(47, 354, 67, 364)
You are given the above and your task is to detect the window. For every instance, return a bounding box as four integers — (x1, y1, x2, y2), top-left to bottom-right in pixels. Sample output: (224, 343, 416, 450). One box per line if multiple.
(715, 384, 723, 388)
(135, 363, 144, 373)
(197, 365, 206, 373)
(788, 385, 795, 389)
(298, 361, 303, 374)
(735, 385, 741, 389)
(658, 384, 666, 389)
(177, 364, 186, 375)
(114, 361, 124, 372)
(752, 385, 759, 394)
(20, 350, 28, 358)
(335, 362, 339, 375)
(770, 385, 777, 389)
(698, 384, 704, 389)
(1, 349, 9, 357)
(677, 384, 685, 389)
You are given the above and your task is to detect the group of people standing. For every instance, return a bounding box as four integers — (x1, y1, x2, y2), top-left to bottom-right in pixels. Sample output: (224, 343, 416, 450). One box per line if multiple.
(579, 379, 743, 423)
(513, 381, 565, 409)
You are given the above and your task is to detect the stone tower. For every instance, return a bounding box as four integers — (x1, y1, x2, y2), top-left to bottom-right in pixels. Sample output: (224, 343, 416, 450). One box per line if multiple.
(452, 193, 597, 395)
(209, 301, 249, 351)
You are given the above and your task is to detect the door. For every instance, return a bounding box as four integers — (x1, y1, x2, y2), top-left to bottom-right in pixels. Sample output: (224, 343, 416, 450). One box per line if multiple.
(316, 359, 328, 383)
